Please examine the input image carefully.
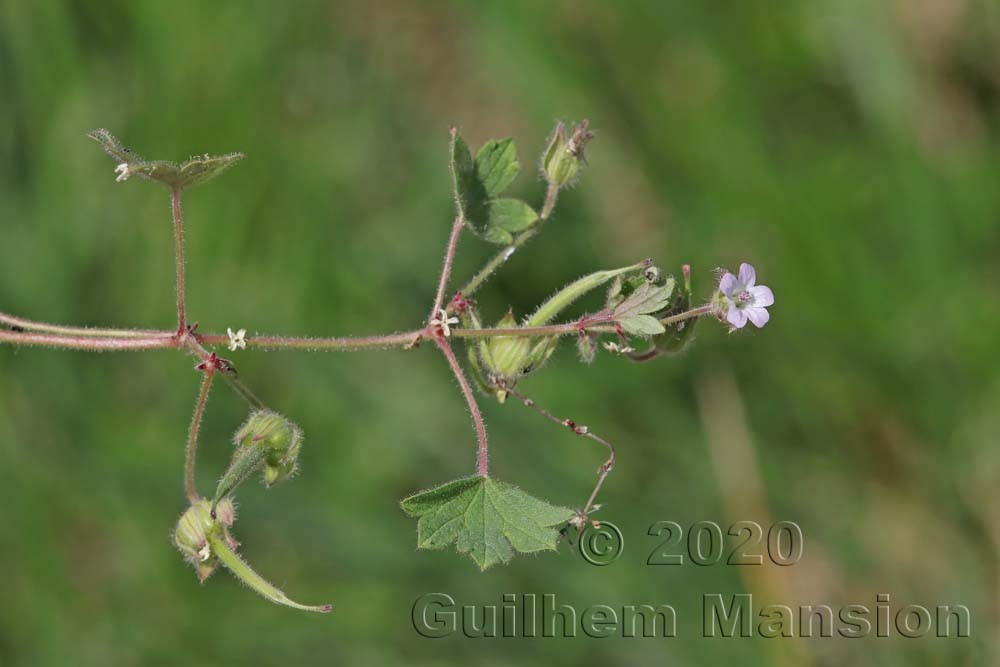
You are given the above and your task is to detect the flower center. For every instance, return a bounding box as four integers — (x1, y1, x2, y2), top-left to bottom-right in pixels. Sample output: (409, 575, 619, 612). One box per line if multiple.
(737, 289, 753, 306)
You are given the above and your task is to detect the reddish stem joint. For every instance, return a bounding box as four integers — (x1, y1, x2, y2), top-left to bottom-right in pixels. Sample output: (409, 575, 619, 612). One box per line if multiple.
(195, 352, 235, 375)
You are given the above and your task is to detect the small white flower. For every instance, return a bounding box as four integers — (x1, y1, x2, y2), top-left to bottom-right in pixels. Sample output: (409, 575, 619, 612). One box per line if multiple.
(602, 341, 634, 355)
(197, 543, 211, 562)
(114, 163, 130, 182)
(430, 309, 459, 337)
(227, 327, 247, 351)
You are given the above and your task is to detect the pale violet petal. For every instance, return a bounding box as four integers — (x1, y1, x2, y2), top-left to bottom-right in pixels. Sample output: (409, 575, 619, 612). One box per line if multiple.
(750, 285, 773, 307)
(738, 263, 756, 288)
(727, 305, 748, 328)
(719, 272, 737, 297)
(746, 306, 770, 328)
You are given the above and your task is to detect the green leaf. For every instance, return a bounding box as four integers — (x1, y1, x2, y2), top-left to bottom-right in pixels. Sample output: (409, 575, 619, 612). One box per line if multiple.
(612, 281, 675, 337)
(449, 131, 486, 224)
(619, 314, 666, 336)
(88, 128, 141, 163)
(175, 153, 245, 188)
(475, 139, 519, 197)
(611, 280, 675, 337)
(450, 130, 534, 245)
(401, 476, 574, 570)
(483, 198, 538, 244)
(88, 128, 244, 190)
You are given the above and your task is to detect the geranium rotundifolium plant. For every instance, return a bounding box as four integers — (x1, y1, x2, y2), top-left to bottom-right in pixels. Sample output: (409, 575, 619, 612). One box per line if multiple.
(0, 121, 775, 612)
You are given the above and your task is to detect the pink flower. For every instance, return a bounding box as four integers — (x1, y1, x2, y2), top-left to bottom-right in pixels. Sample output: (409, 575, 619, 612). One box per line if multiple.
(719, 263, 773, 329)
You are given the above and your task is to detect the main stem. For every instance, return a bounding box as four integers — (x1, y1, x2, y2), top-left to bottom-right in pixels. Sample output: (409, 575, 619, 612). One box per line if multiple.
(436, 337, 489, 476)
(0, 329, 178, 350)
(0, 303, 714, 351)
(0, 312, 171, 339)
(428, 211, 490, 475)
(170, 188, 187, 334)
(185, 369, 215, 503)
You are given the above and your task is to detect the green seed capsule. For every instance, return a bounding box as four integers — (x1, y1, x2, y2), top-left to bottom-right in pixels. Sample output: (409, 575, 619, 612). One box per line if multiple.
(173, 497, 237, 583)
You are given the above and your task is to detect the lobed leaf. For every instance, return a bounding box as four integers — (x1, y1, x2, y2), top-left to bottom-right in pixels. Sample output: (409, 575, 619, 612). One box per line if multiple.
(618, 314, 665, 336)
(611, 281, 675, 336)
(450, 132, 486, 223)
(450, 130, 536, 245)
(88, 128, 244, 190)
(88, 128, 143, 163)
(401, 476, 574, 570)
(482, 198, 538, 244)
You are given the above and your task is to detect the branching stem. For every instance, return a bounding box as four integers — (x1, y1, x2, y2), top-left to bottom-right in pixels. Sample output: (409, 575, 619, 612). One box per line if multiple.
(0, 152, 713, 515)
(452, 183, 560, 308)
(181, 335, 265, 410)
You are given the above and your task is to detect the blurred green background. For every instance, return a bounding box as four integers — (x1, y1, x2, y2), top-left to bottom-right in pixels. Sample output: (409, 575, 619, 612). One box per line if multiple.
(1, 1, 999, 665)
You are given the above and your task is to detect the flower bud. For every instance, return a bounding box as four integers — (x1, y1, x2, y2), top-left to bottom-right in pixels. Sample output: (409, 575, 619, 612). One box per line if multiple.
(234, 410, 297, 454)
(542, 120, 593, 188)
(264, 432, 301, 488)
(215, 410, 304, 505)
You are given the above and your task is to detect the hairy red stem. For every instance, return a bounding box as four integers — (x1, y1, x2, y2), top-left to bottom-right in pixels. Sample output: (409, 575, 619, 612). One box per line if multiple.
(170, 188, 187, 334)
(435, 336, 489, 476)
(429, 215, 465, 321)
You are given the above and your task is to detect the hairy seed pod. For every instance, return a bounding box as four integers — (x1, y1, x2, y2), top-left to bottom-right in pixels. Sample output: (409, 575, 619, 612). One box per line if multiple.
(477, 311, 558, 402)
(174, 497, 237, 582)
